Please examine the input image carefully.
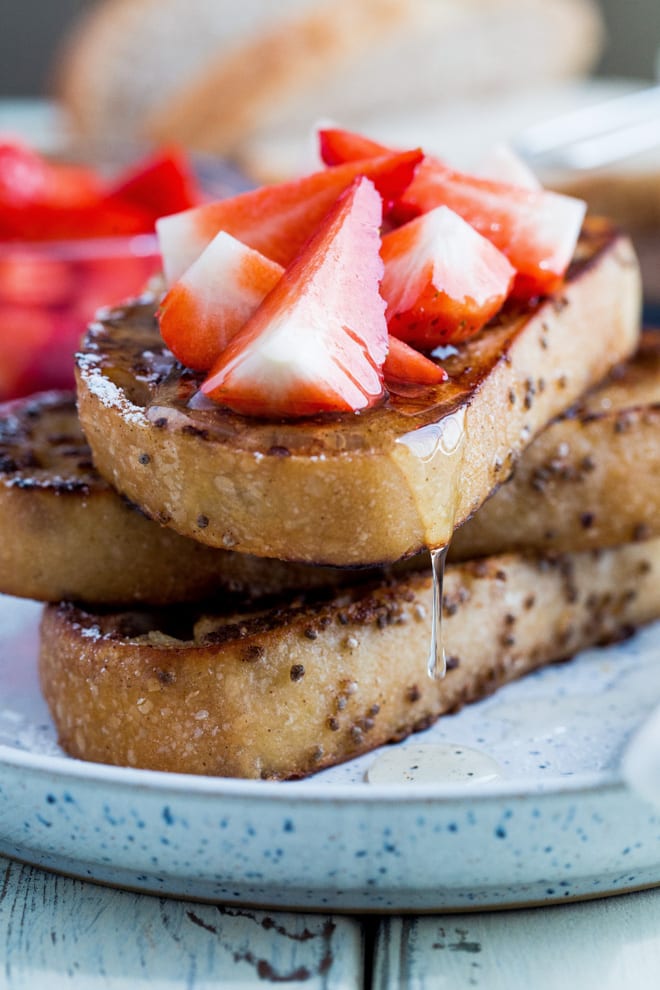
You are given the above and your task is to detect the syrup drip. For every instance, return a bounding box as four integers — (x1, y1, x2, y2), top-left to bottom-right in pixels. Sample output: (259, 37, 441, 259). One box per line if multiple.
(428, 544, 449, 680)
(366, 743, 502, 786)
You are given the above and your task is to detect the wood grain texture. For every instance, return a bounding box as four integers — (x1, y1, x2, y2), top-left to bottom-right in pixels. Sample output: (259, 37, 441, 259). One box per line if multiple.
(0, 856, 364, 988)
(374, 890, 660, 989)
(6, 852, 660, 988)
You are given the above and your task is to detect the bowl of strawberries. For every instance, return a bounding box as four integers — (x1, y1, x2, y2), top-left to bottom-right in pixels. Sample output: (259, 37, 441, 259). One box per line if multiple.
(0, 139, 245, 400)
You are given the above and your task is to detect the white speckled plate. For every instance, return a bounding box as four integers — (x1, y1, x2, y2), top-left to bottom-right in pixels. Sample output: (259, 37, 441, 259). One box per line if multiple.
(2, 593, 660, 912)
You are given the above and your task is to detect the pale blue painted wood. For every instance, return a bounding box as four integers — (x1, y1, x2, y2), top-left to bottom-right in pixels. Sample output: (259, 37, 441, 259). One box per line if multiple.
(0, 856, 364, 988)
(373, 888, 660, 989)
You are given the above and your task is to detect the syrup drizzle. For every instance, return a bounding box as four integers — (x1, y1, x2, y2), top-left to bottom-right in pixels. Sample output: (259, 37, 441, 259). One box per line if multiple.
(366, 743, 502, 786)
(428, 544, 449, 680)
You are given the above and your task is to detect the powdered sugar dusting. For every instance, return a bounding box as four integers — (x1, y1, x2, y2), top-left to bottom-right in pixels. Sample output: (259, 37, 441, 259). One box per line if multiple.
(77, 349, 148, 427)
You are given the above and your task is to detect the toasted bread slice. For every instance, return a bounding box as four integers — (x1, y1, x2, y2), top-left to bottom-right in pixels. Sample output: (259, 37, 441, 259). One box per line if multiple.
(54, 0, 325, 144)
(40, 537, 660, 779)
(451, 330, 660, 559)
(76, 218, 641, 566)
(0, 391, 365, 604)
(5, 331, 659, 603)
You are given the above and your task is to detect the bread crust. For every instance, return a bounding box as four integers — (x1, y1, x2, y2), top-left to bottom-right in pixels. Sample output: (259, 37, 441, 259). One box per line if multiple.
(0, 392, 368, 604)
(76, 219, 641, 566)
(3, 333, 660, 602)
(451, 330, 660, 559)
(40, 538, 660, 779)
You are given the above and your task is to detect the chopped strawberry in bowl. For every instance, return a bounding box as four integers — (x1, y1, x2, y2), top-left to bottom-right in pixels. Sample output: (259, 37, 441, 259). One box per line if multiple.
(0, 141, 213, 400)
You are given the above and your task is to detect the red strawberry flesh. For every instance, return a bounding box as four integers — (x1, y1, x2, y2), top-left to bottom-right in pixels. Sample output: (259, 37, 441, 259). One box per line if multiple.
(318, 128, 585, 299)
(201, 178, 388, 417)
(158, 232, 283, 371)
(157, 149, 422, 284)
(381, 206, 515, 348)
(383, 335, 447, 386)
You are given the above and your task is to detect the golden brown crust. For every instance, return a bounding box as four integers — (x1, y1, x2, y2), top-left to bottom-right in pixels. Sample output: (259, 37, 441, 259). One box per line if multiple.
(75, 220, 641, 566)
(5, 330, 658, 603)
(451, 330, 660, 559)
(0, 391, 370, 604)
(40, 538, 660, 779)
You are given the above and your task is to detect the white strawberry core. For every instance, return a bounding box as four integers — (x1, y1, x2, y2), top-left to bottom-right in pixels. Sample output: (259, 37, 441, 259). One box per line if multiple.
(382, 206, 514, 315)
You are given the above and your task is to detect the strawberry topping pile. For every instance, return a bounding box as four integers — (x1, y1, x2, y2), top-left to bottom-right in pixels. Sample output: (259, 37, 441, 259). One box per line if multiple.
(0, 141, 201, 241)
(156, 128, 586, 419)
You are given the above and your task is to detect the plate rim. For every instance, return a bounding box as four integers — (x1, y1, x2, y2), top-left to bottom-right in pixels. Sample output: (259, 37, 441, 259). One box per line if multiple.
(0, 739, 626, 805)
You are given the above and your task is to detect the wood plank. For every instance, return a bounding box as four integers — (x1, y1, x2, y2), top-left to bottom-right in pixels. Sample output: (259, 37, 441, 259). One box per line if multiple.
(373, 889, 660, 989)
(0, 856, 364, 989)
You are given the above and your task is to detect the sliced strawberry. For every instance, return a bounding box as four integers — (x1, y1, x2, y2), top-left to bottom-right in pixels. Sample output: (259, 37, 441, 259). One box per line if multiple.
(383, 336, 447, 386)
(318, 128, 585, 299)
(318, 128, 385, 167)
(380, 206, 515, 348)
(159, 232, 284, 371)
(0, 199, 153, 241)
(202, 178, 387, 418)
(399, 164, 585, 299)
(42, 163, 102, 210)
(0, 141, 101, 212)
(108, 147, 202, 222)
(156, 149, 421, 284)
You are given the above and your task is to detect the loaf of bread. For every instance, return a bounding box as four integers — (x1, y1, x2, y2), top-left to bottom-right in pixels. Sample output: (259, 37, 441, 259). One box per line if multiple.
(54, 0, 603, 159)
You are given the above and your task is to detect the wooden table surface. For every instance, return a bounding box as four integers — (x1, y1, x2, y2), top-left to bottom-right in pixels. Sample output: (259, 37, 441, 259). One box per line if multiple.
(3, 854, 660, 988)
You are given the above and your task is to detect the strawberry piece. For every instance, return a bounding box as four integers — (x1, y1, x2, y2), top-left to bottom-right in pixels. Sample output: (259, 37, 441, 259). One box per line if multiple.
(383, 336, 447, 386)
(159, 232, 284, 371)
(398, 163, 585, 299)
(318, 128, 585, 299)
(0, 141, 101, 212)
(0, 199, 154, 241)
(380, 206, 515, 348)
(156, 149, 421, 284)
(319, 128, 386, 167)
(71, 252, 161, 320)
(202, 178, 387, 418)
(108, 147, 202, 222)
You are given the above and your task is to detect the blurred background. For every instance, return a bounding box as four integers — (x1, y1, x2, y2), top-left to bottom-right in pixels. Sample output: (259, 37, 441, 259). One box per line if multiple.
(1, 0, 659, 97)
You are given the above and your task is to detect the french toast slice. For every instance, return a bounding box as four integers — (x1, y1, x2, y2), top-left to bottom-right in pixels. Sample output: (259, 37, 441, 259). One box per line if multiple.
(0, 392, 361, 604)
(452, 329, 660, 559)
(40, 537, 660, 779)
(4, 331, 659, 604)
(76, 217, 641, 566)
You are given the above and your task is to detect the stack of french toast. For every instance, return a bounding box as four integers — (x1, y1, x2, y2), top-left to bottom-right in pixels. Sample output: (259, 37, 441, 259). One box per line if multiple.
(3, 128, 658, 781)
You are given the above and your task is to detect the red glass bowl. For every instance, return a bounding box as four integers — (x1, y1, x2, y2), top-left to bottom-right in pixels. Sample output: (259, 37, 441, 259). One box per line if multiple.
(0, 152, 252, 401)
(0, 233, 161, 399)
